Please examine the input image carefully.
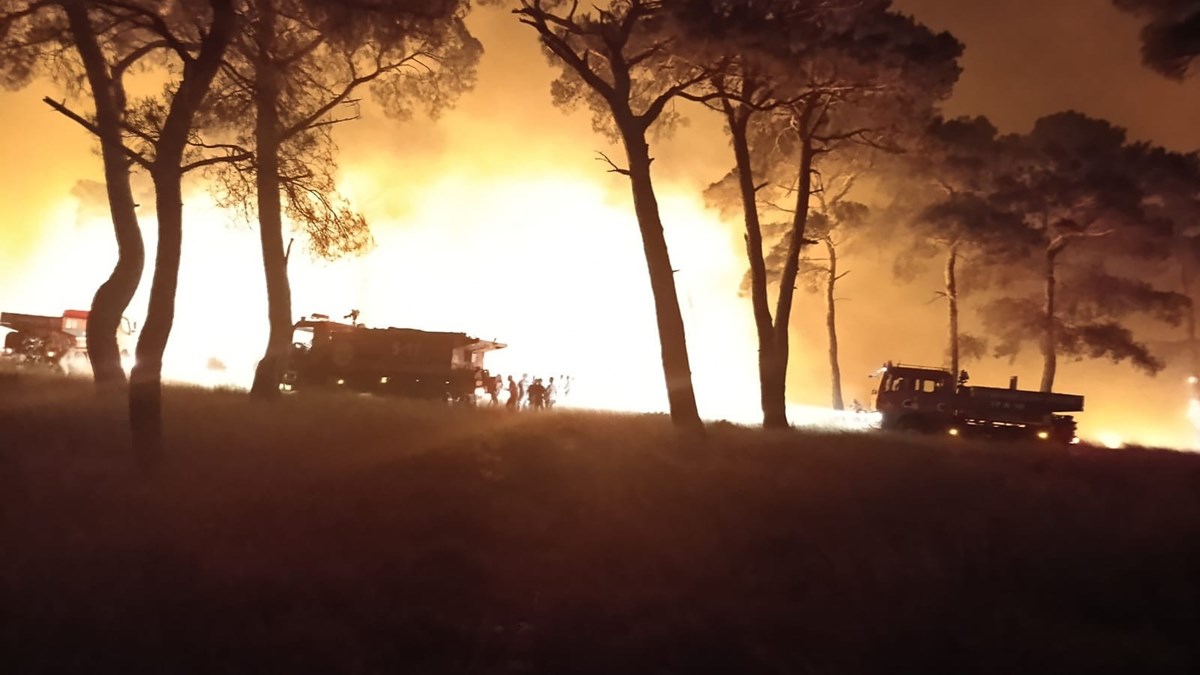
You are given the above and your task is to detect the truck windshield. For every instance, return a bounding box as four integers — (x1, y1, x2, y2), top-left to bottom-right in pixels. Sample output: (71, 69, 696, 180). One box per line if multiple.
(63, 317, 86, 334)
(293, 327, 314, 349)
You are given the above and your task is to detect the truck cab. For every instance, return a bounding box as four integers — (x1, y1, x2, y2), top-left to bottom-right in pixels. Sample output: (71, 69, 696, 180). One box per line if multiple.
(872, 363, 958, 432)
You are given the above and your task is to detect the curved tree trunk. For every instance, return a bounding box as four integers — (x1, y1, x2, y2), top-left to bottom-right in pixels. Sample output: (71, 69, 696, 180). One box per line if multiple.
(946, 243, 959, 378)
(825, 238, 843, 411)
(768, 119, 816, 424)
(63, 0, 144, 391)
(726, 103, 786, 428)
(620, 124, 701, 431)
(1039, 247, 1058, 393)
(249, 2, 293, 399)
(129, 0, 237, 463)
(130, 166, 184, 462)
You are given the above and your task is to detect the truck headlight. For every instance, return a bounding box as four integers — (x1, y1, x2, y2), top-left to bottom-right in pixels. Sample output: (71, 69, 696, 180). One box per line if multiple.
(1037, 431, 1050, 440)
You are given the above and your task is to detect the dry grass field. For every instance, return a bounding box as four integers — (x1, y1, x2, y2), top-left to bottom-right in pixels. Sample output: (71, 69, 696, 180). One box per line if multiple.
(3, 373, 1200, 674)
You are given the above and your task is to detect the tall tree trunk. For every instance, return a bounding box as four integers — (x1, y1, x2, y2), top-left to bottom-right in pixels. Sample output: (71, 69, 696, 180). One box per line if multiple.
(62, 0, 144, 391)
(130, 166, 184, 462)
(1039, 247, 1058, 393)
(767, 119, 816, 423)
(726, 103, 786, 428)
(249, 2, 292, 399)
(128, 0, 237, 463)
(946, 243, 959, 378)
(619, 125, 702, 431)
(825, 238, 843, 411)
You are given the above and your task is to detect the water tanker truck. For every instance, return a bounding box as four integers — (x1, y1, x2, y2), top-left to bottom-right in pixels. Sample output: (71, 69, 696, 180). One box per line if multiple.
(869, 362, 1083, 444)
(281, 314, 505, 403)
(1, 309, 135, 374)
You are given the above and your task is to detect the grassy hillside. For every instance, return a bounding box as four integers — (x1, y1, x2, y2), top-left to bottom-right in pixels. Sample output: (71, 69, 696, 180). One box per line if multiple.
(3, 375, 1200, 674)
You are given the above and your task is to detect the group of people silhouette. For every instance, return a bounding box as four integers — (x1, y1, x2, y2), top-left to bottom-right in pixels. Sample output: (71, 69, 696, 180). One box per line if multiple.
(484, 373, 570, 410)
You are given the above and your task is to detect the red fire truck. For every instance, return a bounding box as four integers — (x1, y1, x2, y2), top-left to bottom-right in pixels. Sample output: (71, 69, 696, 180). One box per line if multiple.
(0, 309, 136, 374)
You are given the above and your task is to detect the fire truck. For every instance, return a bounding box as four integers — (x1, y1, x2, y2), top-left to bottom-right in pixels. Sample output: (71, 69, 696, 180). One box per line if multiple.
(869, 362, 1083, 444)
(2, 312, 93, 372)
(0, 309, 135, 374)
(281, 314, 506, 403)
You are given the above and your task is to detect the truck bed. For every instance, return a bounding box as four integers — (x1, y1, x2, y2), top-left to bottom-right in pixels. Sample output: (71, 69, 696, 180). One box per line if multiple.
(958, 385, 1084, 423)
(0, 312, 63, 333)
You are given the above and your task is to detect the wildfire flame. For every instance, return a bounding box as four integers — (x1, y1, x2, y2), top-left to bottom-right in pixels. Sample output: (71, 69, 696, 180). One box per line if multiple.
(4, 164, 892, 434)
(2, 3, 1194, 445)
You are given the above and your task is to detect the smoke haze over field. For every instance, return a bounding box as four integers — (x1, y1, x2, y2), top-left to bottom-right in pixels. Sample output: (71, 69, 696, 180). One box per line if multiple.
(1, 3, 1198, 446)
(894, 0, 1200, 150)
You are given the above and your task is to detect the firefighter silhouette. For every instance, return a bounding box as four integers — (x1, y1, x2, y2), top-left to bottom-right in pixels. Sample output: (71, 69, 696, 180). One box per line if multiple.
(507, 376, 519, 409)
(528, 378, 546, 410)
(488, 373, 502, 405)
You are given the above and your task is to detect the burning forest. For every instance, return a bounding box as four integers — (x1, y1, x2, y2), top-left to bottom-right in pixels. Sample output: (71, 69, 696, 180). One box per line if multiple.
(2, 1, 1199, 448)
(5, 1, 1200, 673)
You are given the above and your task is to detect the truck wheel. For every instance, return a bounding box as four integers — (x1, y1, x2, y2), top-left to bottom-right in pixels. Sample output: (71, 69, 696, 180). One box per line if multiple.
(895, 416, 925, 434)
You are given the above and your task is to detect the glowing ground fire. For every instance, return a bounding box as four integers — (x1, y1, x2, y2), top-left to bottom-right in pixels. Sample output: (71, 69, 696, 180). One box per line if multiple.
(2, 173, 1196, 444)
(1, 175, 769, 419)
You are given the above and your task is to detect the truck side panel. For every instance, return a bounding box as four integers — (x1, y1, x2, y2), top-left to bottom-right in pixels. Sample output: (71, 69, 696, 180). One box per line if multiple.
(286, 321, 502, 401)
(957, 386, 1084, 424)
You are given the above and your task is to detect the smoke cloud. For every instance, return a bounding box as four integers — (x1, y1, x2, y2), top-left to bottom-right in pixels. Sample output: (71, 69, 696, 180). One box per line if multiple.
(0, 3, 1197, 447)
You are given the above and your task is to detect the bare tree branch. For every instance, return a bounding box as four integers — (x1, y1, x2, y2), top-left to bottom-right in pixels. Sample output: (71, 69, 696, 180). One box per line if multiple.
(639, 69, 710, 128)
(596, 150, 630, 175)
(515, 3, 617, 106)
(182, 150, 251, 172)
(96, 0, 195, 63)
(279, 54, 411, 140)
(42, 96, 150, 168)
(111, 38, 168, 79)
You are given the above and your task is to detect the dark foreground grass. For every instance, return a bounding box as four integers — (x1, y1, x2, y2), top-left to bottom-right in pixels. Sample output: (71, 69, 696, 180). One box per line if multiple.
(2, 375, 1200, 674)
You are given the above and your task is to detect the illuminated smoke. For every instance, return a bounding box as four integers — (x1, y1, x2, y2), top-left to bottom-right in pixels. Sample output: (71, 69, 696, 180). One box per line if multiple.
(1187, 376, 1200, 449)
(2, 6, 1200, 447)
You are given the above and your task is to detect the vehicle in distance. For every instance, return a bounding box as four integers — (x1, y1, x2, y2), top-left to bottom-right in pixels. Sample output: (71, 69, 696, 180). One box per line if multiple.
(869, 361, 1082, 444)
(281, 314, 505, 403)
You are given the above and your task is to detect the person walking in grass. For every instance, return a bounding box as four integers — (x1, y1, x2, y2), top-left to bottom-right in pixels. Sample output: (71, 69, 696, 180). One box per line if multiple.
(527, 377, 546, 410)
(488, 373, 502, 406)
(507, 375, 519, 410)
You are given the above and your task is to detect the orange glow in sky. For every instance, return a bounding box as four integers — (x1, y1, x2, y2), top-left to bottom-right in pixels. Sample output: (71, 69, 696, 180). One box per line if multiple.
(2, 5, 1199, 448)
